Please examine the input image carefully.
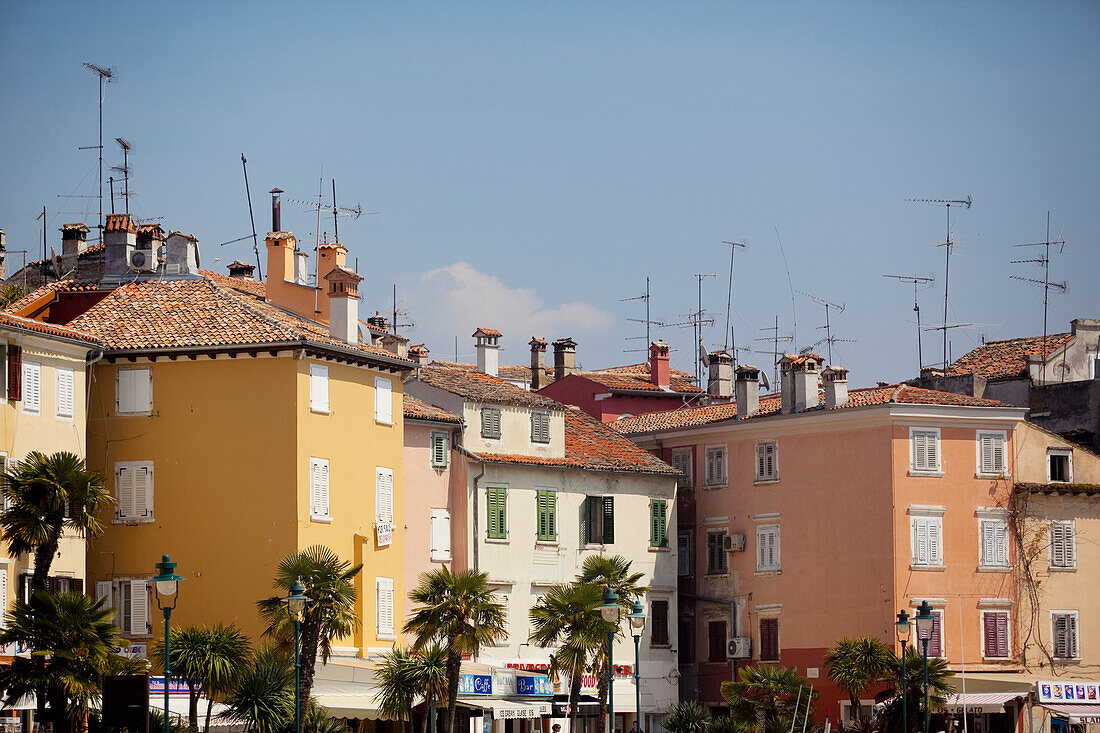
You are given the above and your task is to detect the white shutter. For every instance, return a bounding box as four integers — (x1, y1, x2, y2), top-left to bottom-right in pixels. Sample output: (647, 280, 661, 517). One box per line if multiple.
(96, 580, 113, 610)
(117, 368, 152, 414)
(928, 520, 942, 564)
(912, 431, 939, 471)
(1066, 615, 1078, 658)
(981, 521, 995, 566)
(757, 444, 766, 479)
(310, 458, 330, 518)
(757, 527, 767, 570)
(116, 464, 134, 520)
(431, 509, 451, 561)
(375, 377, 392, 423)
(1051, 522, 1075, 568)
(0, 567, 6, 629)
(376, 467, 394, 524)
(56, 368, 74, 419)
(129, 580, 148, 636)
(310, 365, 329, 413)
(22, 363, 40, 413)
(134, 464, 153, 521)
(994, 522, 1008, 566)
(376, 577, 394, 637)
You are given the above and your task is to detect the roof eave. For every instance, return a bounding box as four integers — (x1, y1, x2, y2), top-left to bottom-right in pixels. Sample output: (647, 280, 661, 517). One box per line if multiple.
(96, 338, 415, 371)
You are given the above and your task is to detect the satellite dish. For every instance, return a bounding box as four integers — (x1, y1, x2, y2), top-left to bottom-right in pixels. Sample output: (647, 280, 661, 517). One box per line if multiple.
(760, 371, 771, 391)
(699, 344, 710, 367)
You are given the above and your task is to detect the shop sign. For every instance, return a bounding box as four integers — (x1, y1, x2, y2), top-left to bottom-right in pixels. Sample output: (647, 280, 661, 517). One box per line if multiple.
(0, 642, 31, 658)
(517, 675, 553, 696)
(1036, 681, 1100, 703)
(458, 673, 492, 695)
(376, 522, 393, 547)
(150, 677, 196, 695)
(493, 668, 517, 696)
(113, 643, 147, 659)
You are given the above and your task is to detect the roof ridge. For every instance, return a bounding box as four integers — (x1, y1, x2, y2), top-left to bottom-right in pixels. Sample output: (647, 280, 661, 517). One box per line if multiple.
(890, 383, 906, 402)
(202, 276, 303, 342)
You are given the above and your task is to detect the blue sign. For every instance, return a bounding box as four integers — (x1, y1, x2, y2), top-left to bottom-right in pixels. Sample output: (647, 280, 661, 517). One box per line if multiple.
(458, 673, 492, 695)
(516, 676, 553, 696)
(150, 677, 198, 695)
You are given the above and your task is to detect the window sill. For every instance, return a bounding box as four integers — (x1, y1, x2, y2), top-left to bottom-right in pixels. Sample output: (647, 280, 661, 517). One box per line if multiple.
(982, 656, 1012, 662)
(755, 570, 782, 576)
(1048, 566, 1077, 573)
(376, 420, 394, 427)
(704, 484, 729, 490)
(975, 473, 1010, 480)
(583, 543, 608, 550)
(113, 518, 155, 525)
(310, 408, 330, 415)
(311, 515, 334, 524)
(535, 540, 559, 547)
(908, 470, 944, 478)
(753, 478, 780, 486)
(1052, 658, 1082, 664)
(485, 537, 509, 544)
(115, 412, 154, 417)
(650, 643, 672, 649)
(705, 572, 730, 579)
(910, 564, 946, 572)
(649, 546, 670, 553)
(431, 555, 452, 563)
(977, 566, 1012, 573)
(376, 634, 397, 642)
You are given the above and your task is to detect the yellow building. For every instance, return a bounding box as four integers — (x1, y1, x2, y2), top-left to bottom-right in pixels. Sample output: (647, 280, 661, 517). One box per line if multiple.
(8, 213, 413, 656)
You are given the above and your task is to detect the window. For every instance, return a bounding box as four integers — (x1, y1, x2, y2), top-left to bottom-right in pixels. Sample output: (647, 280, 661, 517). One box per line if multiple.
(531, 411, 551, 443)
(430, 431, 450, 468)
(376, 577, 395, 638)
(756, 525, 780, 572)
(376, 467, 394, 545)
(708, 621, 727, 662)
(481, 407, 502, 439)
(116, 367, 152, 415)
(5, 345, 21, 402)
(309, 364, 329, 413)
(650, 600, 670, 646)
(678, 533, 691, 576)
(910, 515, 943, 567)
(1050, 521, 1076, 569)
(1048, 451, 1072, 483)
(494, 590, 511, 643)
(910, 428, 941, 473)
(122, 580, 149, 636)
(374, 376, 392, 424)
(980, 519, 1010, 568)
(430, 509, 451, 561)
(983, 611, 1010, 659)
(914, 608, 943, 657)
(21, 362, 40, 414)
(707, 531, 728, 574)
(756, 441, 778, 481)
(705, 446, 727, 486)
(55, 367, 74, 419)
(95, 581, 112, 615)
(584, 495, 614, 545)
(486, 486, 507, 539)
(977, 432, 1006, 475)
(678, 619, 694, 663)
(759, 618, 779, 661)
(536, 490, 557, 541)
(115, 461, 154, 522)
(671, 449, 693, 489)
(309, 458, 330, 520)
(1052, 612, 1079, 660)
(650, 499, 668, 547)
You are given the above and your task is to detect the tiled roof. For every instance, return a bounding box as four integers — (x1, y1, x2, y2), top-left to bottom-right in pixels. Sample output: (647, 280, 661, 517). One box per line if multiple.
(19, 242, 106, 271)
(575, 363, 702, 395)
(612, 384, 1010, 435)
(472, 327, 502, 338)
(417, 364, 562, 409)
(1015, 482, 1100, 497)
(0, 310, 101, 345)
(498, 364, 555, 382)
(472, 408, 676, 476)
(947, 333, 1074, 380)
(403, 394, 461, 423)
(104, 214, 136, 233)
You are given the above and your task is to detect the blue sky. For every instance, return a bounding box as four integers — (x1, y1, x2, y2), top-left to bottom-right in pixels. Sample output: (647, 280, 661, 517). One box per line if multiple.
(2, 1, 1098, 387)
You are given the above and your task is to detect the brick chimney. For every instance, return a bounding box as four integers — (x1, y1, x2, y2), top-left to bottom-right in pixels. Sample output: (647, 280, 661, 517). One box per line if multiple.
(735, 365, 761, 418)
(381, 333, 408, 359)
(367, 313, 389, 332)
(553, 338, 577, 380)
(707, 350, 733, 398)
(822, 365, 849, 408)
(530, 338, 548, 390)
(779, 354, 821, 413)
(649, 340, 671, 388)
(473, 328, 502, 376)
(103, 213, 137, 278)
(60, 223, 90, 256)
(324, 265, 363, 345)
(409, 343, 430, 367)
(227, 260, 255, 279)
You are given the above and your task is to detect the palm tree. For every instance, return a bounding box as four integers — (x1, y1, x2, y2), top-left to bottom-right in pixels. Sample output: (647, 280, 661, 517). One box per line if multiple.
(877, 649, 953, 733)
(0, 451, 113, 591)
(824, 637, 895, 730)
(0, 591, 119, 733)
(576, 555, 647, 733)
(221, 644, 295, 733)
(721, 665, 814, 733)
(529, 582, 606, 732)
(376, 645, 449, 733)
(151, 623, 252, 733)
(404, 568, 508, 733)
(256, 545, 362, 721)
(663, 701, 710, 733)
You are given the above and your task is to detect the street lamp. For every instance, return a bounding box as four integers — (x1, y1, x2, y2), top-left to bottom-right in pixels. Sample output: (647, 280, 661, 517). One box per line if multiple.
(626, 601, 647, 733)
(151, 554, 185, 733)
(285, 579, 310, 733)
(914, 601, 935, 733)
(598, 588, 621, 733)
(895, 610, 912, 733)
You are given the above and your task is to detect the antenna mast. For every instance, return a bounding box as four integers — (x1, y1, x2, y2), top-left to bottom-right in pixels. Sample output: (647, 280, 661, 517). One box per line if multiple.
(112, 138, 132, 215)
(392, 284, 415, 335)
(240, 154, 263, 278)
(722, 240, 748, 351)
(82, 62, 114, 236)
(754, 316, 793, 391)
(883, 274, 935, 375)
(796, 290, 845, 364)
(1010, 211, 1067, 385)
(621, 276, 666, 353)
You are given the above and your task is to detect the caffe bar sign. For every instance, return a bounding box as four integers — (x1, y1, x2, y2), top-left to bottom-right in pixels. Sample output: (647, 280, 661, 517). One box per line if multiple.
(459, 673, 493, 695)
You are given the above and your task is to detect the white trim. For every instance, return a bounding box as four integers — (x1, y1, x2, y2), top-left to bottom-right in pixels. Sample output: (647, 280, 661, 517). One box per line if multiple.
(1050, 610, 1080, 661)
(703, 515, 729, 525)
(975, 430, 1008, 477)
(909, 597, 949, 606)
(975, 507, 1010, 519)
(908, 505, 946, 517)
(978, 598, 1014, 608)
(1046, 449, 1073, 483)
(755, 603, 783, 616)
(752, 512, 781, 521)
(909, 426, 942, 473)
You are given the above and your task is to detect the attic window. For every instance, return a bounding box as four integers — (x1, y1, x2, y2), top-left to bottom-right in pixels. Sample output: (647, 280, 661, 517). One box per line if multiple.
(1048, 450, 1072, 483)
(481, 407, 502, 439)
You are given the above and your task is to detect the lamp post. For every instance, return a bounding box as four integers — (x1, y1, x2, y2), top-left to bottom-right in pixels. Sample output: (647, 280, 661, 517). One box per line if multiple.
(151, 554, 184, 733)
(627, 601, 647, 733)
(914, 601, 935, 733)
(895, 610, 912, 733)
(598, 588, 622, 733)
(285, 579, 310, 733)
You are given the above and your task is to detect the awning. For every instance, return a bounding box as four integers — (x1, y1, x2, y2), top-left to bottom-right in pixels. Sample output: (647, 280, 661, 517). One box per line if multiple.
(458, 698, 552, 719)
(1038, 703, 1100, 725)
(312, 680, 385, 720)
(943, 692, 1023, 714)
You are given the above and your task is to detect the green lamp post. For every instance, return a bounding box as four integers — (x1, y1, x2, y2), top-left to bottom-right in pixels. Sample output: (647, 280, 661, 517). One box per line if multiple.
(626, 601, 647, 733)
(895, 609, 912, 733)
(151, 554, 185, 733)
(598, 588, 622, 733)
(285, 579, 310, 733)
(914, 601, 935, 733)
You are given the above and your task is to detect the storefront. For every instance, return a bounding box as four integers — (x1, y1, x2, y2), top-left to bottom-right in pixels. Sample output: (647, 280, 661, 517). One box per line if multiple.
(1034, 680, 1100, 733)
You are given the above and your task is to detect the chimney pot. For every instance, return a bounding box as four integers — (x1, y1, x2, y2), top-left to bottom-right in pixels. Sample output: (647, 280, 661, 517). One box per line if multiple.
(270, 188, 283, 232)
(706, 350, 734, 398)
(822, 365, 849, 408)
(735, 364, 761, 417)
(324, 265, 363, 345)
(553, 338, 577, 380)
(780, 353, 821, 413)
(409, 343, 431, 367)
(227, 260, 256, 279)
(649, 340, 671, 388)
(60, 223, 91, 256)
(473, 327, 502, 376)
(530, 337, 548, 390)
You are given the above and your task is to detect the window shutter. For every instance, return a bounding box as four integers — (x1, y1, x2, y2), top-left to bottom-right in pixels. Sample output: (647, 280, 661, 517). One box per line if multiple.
(431, 509, 451, 561)
(56, 368, 74, 419)
(984, 613, 997, 657)
(22, 363, 40, 413)
(376, 578, 394, 637)
(487, 487, 507, 539)
(981, 521, 995, 566)
(651, 500, 667, 547)
(134, 464, 153, 521)
(927, 613, 942, 657)
(375, 377, 392, 423)
(929, 520, 941, 564)
(651, 601, 670, 645)
(6, 346, 21, 402)
(310, 459, 330, 517)
(96, 581, 113, 610)
(602, 495, 615, 544)
(431, 432, 449, 468)
(546, 492, 556, 540)
(757, 527, 767, 570)
(678, 534, 691, 576)
(994, 522, 1008, 566)
(117, 464, 134, 520)
(760, 618, 779, 661)
(1066, 615, 1078, 658)
(757, 444, 766, 479)
(926, 433, 939, 470)
(310, 365, 329, 412)
(129, 580, 148, 636)
(980, 435, 994, 474)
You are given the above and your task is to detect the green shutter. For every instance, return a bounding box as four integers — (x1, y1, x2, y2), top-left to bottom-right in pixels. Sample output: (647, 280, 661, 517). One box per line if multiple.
(582, 496, 592, 544)
(651, 499, 667, 547)
(602, 496, 615, 544)
(487, 487, 507, 539)
(537, 490, 557, 541)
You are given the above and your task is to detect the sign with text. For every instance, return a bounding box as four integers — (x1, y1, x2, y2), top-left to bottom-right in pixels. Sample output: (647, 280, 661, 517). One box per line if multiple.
(376, 522, 393, 547)
(458, 673, 492, 695)
(0, 642, 31, 658)
(113, 643, 148, 659)
(149, 677, 197, 695)
(516, 675, 553, 696)
(1037, 681, 1100, 703)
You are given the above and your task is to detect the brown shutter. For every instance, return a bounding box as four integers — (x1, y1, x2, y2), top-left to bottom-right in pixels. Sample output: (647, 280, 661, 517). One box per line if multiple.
(7, 345, 21, 402)
(708, 621, 727, 662)
(760, 618, 780, 661)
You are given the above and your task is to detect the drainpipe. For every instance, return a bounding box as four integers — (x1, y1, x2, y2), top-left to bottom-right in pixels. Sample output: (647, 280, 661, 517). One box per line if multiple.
(457, 444, 485, 573)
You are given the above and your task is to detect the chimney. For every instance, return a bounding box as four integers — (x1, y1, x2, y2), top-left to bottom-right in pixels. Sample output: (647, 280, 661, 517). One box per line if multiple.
(530, 338, 548, 390)
(294, 250, 310, 286)
(227, 260, 256, 279)
(103, 213, 137, 278)
(707, 350, 734, 398)
(381, 333, 408, 359)
(324, 265, 363, 345)
(270, 189, 283, 232)
(164, 231, 199, 276)
(780, 354, 821, 412)
(60, 223, 90, 256)
(553, 338, 577, 380)
(649, 340, 671, 388)
(409, 343, 431, 367)
(473, 328, 502, 376)
(315, 243, 348, 321)
(735, 365, 761, 417)
(822, 366, 849, 408)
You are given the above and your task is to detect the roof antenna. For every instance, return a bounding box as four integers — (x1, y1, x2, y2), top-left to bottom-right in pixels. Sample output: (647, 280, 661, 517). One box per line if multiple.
(112, 138, 132, 215)
(392, 284, 415, 335)
(796, 290, 849, 364)
(1010, 210, 1068, 386)
(883, 274, 935, 375)
(721, 240, 748, 351)
(620, 276, 668, 353)
(754, 315, 793, 391)
(82, 62, 113, 237)
(666, 274, 716, 383)
(240, 154, 263, 279)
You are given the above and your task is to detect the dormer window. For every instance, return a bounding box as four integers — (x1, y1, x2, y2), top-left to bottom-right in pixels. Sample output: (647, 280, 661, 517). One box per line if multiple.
(481, 407, 502, 439)
(531, 411, 551, 444)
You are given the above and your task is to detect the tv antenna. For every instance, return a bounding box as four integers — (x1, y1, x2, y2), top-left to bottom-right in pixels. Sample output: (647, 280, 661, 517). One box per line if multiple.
(754, 315, 793, 391)
(81, 62, 114, 236)
(392, 284, 415, 335)
(668, 273, 717, 383)
(288, 180, 370, 249)
(239, 154, 263, 278)
(111, 138, 132, 215)
(796, 290, 846, 364)
(907, 195, 972, 371)
(621, 276, 667, 353)
(883, 274, 936, 375)
(1010, 211, 1067, 385)
(721, 240, 748, 351)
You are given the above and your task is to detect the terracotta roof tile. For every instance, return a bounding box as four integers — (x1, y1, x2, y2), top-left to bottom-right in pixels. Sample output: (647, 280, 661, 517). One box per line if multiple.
(947, 333, 1074, 380)
(0, 310, 100, 345)
(574, 363, 701, 395)
(403, 394, 461, 423)
(104, 214, 136, 233)
(472, 327, 502, 338)
(417, 364, 562, 409)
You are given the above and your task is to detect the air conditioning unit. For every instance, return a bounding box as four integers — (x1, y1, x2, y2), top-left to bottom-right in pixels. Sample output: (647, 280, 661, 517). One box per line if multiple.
(128, 249, 156, 273)
(725, 533, 746, 552)
(727, 637, 751, 659)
